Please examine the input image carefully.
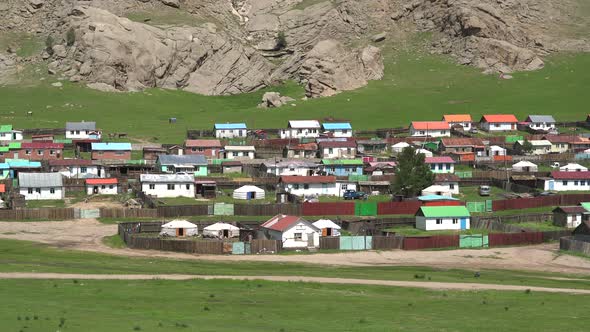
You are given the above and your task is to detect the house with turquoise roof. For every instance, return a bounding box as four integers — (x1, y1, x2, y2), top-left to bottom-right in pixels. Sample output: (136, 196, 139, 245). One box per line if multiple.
(415, 206, 471, 231)
(320, 159, 363, 176)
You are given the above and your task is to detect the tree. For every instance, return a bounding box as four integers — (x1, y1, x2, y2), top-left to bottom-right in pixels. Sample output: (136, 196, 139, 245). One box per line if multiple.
(66, 28, 76, 46)
(520, 138, 533, 155)
(45, 36, 54, 55)
(392, 146, 435, 197)
(276, 31, 287, 50)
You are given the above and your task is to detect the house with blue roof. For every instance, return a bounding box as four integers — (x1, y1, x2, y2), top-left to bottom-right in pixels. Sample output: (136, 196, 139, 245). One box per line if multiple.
(214, 123, 247, 139)
(322, 123, 352, 138)
(91, 142, 132, 160)
(4, 159, 42, 179)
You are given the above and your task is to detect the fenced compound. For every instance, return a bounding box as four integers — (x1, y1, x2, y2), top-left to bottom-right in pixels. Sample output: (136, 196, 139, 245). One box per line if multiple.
(560, 236, 590, 256)
(372, 236, 404, 250)
(233, 203, 301, 216)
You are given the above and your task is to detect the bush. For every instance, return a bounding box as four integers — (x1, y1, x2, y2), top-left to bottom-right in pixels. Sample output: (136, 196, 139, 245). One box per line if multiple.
(276, 31, 287, 49)
(45, 36, 54, 55)
(66, 28, 76, 46)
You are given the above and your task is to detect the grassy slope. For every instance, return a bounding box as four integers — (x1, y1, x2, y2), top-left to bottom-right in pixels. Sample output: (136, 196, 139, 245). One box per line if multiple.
(1, 239, 590, 290)
(1, 279, 589, 332)
(0, 48, 588, 142)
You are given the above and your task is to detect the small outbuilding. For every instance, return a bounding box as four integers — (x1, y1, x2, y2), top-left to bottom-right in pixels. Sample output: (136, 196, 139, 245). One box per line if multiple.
(203, 222, 240, 239)
(159, 220, 198, 237)
(86, 178, 118, 195)
(415, 206, 470, 231)
(552, 206, 586, 229)
(312, 219, 341, 237)
(232, 185, 265, 200)
(512, 161, 538, 172)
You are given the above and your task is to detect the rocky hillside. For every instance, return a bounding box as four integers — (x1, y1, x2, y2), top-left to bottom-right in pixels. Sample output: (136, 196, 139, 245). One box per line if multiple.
(0, 0, 588, 97)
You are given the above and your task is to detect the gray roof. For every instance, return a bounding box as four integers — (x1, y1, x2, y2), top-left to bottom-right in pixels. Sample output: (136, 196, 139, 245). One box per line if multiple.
(157, 154, 207, 166)
(262, 160, 318, 168)
(18, 172, 63, 188)
(527, 115, 556, 123)
(66, 121, 97, 131)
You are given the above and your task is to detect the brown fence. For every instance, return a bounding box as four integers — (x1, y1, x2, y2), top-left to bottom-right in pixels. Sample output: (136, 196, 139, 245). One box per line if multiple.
(251, 239, 282, 253)
(319, 237, 339, 250)
(100, 208, 158, 219)
(63, 178, 86, 193)
(372, 236, 404, 250)
(492, 194, 590, 211)
(377, 201, 422, 215)
(488, 232, 543, 246)
(233, 203, 301, 216)
(542, 230, 572, 242)
(157, 205, 210, 218)
(0, 208, 76, 220)
(302, 202, 355, 216)
(560, 236, 590, 256)
(403, 235, 459, 250)
(127, 236, 225, 254)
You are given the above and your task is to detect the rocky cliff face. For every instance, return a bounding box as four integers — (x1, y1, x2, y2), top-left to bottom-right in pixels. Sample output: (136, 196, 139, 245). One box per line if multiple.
(0, 0, 587, 96)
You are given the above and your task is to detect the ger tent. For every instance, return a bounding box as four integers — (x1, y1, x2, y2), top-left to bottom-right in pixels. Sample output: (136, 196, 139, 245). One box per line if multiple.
(233, 185, 265, 200)
(312, 219, 341, 237)
(160, 220, 198, 237)
(203, 222, 240, 238)
(512, 161, 538, 172)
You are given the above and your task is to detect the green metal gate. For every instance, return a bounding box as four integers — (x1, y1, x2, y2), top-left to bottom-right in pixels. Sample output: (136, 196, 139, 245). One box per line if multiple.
(214, 203, 234, 216)
(459, 234, 489, 248)
(466, 202, 486, 213)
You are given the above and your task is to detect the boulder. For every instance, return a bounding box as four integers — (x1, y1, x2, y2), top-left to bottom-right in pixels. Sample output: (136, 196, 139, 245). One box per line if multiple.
(52, 45, 67, 58)
(160, 0, 180, 8)
(29, 0, 44, 9)
(258, 91, 295, 108)
(371, 32, 387, 43)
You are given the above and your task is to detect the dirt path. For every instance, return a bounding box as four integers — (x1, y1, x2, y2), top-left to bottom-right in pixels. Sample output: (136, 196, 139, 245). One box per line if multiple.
(1, 219, 590, 275)
(0, 272, 589, 294)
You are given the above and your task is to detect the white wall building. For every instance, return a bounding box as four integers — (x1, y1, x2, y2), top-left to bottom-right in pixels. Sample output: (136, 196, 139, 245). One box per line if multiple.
(263, 160, 317, 176)
(49, 160, 104, 179)
(552, 206, 586, 229)
(261, 215, 320, 248)
(86, 178, 118, 195)
(0, 125, 23, 141)
(409, 121, 451, 137)
(318, 141, 357, 159)
(280, 120, 321, 139)
(321, 123, 353, 137)
(425, 156, 455, 174)
(415, 206, 471, 231)
(280, 176, 338, 197)
(214, 123, 247, 139)
(18, 173, 64, 200)
(443, 114, 472, 131)
(525, 115, 556, 131)
(65, 121, 101, 140)
(515, 140, 552, 155)
(140, 174, 195, 198)
(479, 114, 518, 132)
(223, 146, 255, 160)
(544, 171, 590, 192)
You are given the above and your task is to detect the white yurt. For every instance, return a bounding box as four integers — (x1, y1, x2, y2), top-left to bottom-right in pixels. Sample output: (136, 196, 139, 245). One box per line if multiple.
(203, 222, 240, 238)
(512, 161, 538, 172)
(232, 185, 265, 200)
(159, 220, 198, 237)
(312, 219, 341, 237)
(391, 142, 410, 153)
(415, 148, 434, 158)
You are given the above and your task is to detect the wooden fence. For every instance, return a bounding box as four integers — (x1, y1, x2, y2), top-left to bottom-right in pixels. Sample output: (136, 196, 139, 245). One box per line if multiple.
(233, 203, 301, 216)
(560, 236, 590, 256)
(250, 239, 282, 253)
(403, 235, 459, 250)
(372, 236, 404, 250)
(488, 232, 544, 246)
(0, 208, 76, 220)
(157, 205, 210, 218)
(100, 208, 158, 219)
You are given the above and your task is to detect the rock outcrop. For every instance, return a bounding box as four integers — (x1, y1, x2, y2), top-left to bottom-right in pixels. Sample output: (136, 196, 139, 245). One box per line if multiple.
(258, 91, 295, 108)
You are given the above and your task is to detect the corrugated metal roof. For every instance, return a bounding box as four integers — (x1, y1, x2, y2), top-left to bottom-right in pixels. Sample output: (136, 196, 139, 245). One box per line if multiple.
(553, 206, 586, 214)
(551, 171, 590, 180)
(261, 214, 319, 232)
(418, 206, 470, 218)
(140, 174, 194, 183)
(443, 114, 472, 122)
(425, 156, 455, 164)
(288, 120, 320, 129)
(8, 142, 21, 149)
(526, 115, 556, 123)
(321, 159, 363, 165)
(318, 141, 356, 148)
(481, 114, 518, 123)
(411, 121, 450, 130)
(18, 172, 63, 187)
(66, 122, 97, 131)
(21, 142, 64, 149)
(86, 178, 118, 185)
(322, 123, 352, 130)
(0, 125, 13, 132)
(214, 123, 247, 130)
(91, 142, 132, 151)
(157, 154, 207, 166)
(185, 139, 222, 147)
(7, 159, 41, 168)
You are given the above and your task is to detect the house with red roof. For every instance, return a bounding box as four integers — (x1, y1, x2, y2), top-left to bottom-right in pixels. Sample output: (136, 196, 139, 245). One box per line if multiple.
(260, 214, 320, 248)
(18, 142, 64, 161)
(280, 176, 338, 197)
(544, 171, 590, 192)
(184, 139, 222, 159)
(284, 142, 318, 159)
(442, 114, 472, 131)
(86, 178, 118, 195)
(425, 156, 455, 174)
(479, 114, 518, 132)
(552, 206, 587, 228)
(409, 121, 451, 138)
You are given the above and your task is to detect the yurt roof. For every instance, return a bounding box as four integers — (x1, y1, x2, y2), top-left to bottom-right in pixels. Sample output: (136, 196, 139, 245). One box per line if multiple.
(234, 185, 264, 192)
(312, 219, 341, 229)
(204, 222, 240, 231)
(161, 220, 198, 229)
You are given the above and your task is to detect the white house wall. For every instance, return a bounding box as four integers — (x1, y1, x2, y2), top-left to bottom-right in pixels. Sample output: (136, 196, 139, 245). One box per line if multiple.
(321, 147, 356, 159)
(58, 166, 102, 179)
(216, 129, 246, 139)
(280, 128, 320, 139)
(20, 187, 64, 200)
(86, 185, 118, 195)
(416, 216, 470, 231)
(482, 122, 515, 131)
(410, 128, 450, 138)
(284, 183, 338, 197)
(141, 182, 195, 198)
(544, 180, 590, 191)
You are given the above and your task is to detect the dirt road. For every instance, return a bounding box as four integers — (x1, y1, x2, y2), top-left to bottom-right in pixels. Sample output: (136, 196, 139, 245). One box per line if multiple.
(0, 272, 589, 294)
(1, 219, 590, 275)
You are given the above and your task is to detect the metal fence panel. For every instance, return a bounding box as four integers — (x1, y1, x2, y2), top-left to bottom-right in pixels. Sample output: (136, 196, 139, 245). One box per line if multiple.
(455, 171, 473, 178)
(232, 242, 245, 255)
(214, 203, 234, 216)
(459, 234, 488, 248)
(340, 236, 371, 250)
(466, 201, 485, 213)
(80, 209, 100, 219)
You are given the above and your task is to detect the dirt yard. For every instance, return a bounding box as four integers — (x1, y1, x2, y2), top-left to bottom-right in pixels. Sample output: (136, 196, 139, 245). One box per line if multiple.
(1, 219, 590, 275)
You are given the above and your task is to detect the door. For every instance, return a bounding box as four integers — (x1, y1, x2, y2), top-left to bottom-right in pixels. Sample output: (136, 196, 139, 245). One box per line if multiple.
(223, 230, 229, 238)
(548, 180, 555, 191)
(460, 218, 467, 230)
(322, 183, 328, 194)
(307, 233, 315, 247)
(177, 228, 184, 237)
(93, 186, 99, 194)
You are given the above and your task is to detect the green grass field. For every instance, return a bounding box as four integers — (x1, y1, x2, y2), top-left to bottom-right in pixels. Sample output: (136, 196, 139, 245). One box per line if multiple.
(1, 47, 589, 142)
(1, 278, 589, 332)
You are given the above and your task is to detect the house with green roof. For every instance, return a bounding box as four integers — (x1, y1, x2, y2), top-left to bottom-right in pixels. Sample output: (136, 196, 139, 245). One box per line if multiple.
(320, 159, 363, 176)
(0, 125, 23, 142)
(415, 206, 471, 231)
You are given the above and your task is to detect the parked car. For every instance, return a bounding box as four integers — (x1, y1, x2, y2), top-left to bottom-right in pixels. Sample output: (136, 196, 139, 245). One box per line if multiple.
(343, 190, 367, 200)
(478, 185, 491, 196)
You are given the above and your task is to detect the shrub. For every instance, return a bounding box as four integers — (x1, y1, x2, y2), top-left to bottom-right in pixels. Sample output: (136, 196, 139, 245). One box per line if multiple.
(276, 31, 287, 49)
(45, 36, 54, 55)
(66, 28, 76, 46)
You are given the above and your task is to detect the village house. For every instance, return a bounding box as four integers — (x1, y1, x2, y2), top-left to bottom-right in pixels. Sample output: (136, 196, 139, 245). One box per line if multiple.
(560, 163, 588, 172)
(140, 173, 195, 198)
(442, 114, 472, 131)
(65, 121, 101, 140)
(543, 135, 577, 153)
(280, 175, 338, 197)
(357, 139, 387, 155)
(223, 145, 255, 160)
(280, 120, 321, 139)
(409, 121, 451, 137)
(49, 159, 104, 178)
(439, 138, 485, 156)
(18, 172, 64, 200)
(552, 206, 587, 228)
(157, 154, 208, 176)
(261, 215, 320, 248)
(364, 161, 396, 176)
(525, 115, 556, 131)
(4, 159, 42, 179)
(0, 125, 23, 141)
(425, 156, 455, 174)
(415, 206, 471, 231)
(487, 145, 507, 157)
(544, 171, 590, 191)
(320, 159, 364, 176)
(91, 143, 132, 160)
(262, 160, 318, 176)
(86, 178, 118, 195)
(184, 139, 222, 158)
(479, 114, 518, 132)
(321, 123, 353, 137)
(514, 139, 552, 155)
(18, 142, 64, 160)
(221, 161, 243, 174)
(318, 140, 357, 159)
(214, 123, 247, 139)
(142, 147, 167, 161)
(284, 142, 318, 159)
(433, 173, 460, 195)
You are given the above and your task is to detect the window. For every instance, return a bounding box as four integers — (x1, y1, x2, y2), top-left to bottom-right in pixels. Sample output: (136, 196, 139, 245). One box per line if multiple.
(341, 184, 347, 190)
(37, 149, 43, 156)
(75, 130, 80, 135)
(149, 184, 155, 190)
(441, 130, 446, 135)
(98, 151, 104, 155)
(328, 148, 333, 154)
(449, 184, 455, 189)
(297, 129, 302, 134)
(25, 149, 31, 155)
(80, 167, 87, 173)
(343, 130, 348, 134)
(452, 219, 458, 224)
(563, 181, 568, 186)
(115, 151, 124, 155)
(167, 184, 175, 190)
(233, 152, 238, 157)
(28, 188, 33, 194)
(186, 184, 191, 190)
(419, 131, 425, 135)
(293, 184, 300, 190)
(109, 185, 114, 189)
(35, 188, 41, 194)
(436, 219, 443, 225)
(303, 184, 309, 189)
(50, 150, 55, 155)
(446, 164, 451, 170)
(573, 215, 578, 222)
(101, 185, 106, 189)
(192, 147, 197, 152)
(581, 181, 586, 186)
(294, 233, 302, 241)
(494, 124, 500, 128)
(574, 181, 579, 186)
(431, 165, 436, 170)
(50, 188, 55, 194)
(289, 168, 295, 172)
